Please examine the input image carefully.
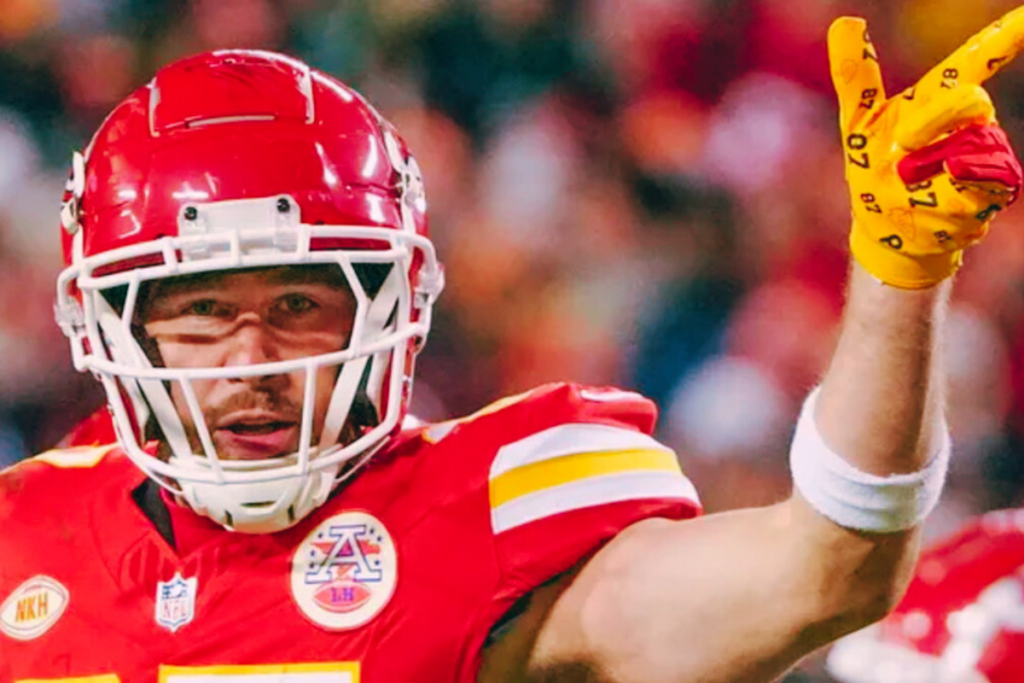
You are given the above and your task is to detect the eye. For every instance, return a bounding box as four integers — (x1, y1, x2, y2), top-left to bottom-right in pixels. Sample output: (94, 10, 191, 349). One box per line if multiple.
(186, 299, 220, 316)
(280, 293, 315, 313)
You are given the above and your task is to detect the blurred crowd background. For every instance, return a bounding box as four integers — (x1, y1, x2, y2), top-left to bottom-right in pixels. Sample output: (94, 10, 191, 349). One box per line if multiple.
(2, 1, 1024, 675)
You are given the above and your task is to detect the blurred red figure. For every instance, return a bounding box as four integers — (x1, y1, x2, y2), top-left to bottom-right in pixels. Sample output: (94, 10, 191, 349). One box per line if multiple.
(828, 509, 1024, 683)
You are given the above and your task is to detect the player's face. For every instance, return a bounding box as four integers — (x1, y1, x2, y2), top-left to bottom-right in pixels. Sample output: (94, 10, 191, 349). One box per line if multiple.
(140, 266, 356, 461)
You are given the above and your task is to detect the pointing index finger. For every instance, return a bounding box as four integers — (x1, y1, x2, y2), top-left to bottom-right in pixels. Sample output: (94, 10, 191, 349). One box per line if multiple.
(828, 17, 886, 130)
(920, 6, 1024, 90)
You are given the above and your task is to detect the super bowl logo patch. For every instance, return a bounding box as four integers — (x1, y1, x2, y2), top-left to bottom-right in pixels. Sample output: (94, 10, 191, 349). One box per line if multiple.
(0, 575, 69, 641)
(291, 511, 397, 630)
(155, 572, 198, 633)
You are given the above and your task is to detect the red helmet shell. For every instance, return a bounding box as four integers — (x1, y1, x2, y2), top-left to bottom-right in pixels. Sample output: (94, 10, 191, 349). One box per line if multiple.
(62, 50, 427, 266)
(58, 50, 439, 457)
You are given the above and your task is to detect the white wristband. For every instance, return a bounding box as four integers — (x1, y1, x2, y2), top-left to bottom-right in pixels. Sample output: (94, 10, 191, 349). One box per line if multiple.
(789, 387, 951, 533)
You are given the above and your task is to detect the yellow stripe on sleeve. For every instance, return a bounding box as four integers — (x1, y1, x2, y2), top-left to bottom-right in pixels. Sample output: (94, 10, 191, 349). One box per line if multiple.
(489, 448, 682, 509)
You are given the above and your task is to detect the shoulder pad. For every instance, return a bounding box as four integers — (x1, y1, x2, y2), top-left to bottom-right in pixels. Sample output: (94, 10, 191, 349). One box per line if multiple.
(423, 383, 661, 445)
(0, 445, 128, 517)
(430, 383, 701, 596)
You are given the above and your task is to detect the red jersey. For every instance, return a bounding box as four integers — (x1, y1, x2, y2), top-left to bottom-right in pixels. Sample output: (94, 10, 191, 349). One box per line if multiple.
(0, 383, 701, 683)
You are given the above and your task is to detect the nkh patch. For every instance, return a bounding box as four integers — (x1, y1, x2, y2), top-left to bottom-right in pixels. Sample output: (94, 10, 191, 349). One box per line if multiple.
(291, 511, 397, 631)
(0, 575, 69, 641)
(155, 572, 198, 633)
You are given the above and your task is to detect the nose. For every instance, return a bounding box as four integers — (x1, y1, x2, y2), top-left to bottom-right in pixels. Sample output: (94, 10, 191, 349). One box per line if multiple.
(224, 313, 286, 386)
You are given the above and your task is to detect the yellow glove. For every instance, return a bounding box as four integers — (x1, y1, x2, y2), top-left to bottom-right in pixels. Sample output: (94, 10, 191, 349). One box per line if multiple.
(829, 11, 1024, 289)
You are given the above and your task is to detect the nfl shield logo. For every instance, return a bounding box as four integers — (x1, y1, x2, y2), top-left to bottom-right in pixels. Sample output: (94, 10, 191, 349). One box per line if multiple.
(155, 572, 197, 633)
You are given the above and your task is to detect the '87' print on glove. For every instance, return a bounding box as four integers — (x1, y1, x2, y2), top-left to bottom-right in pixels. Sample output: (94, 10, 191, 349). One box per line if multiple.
(830, 9, 1024, 289)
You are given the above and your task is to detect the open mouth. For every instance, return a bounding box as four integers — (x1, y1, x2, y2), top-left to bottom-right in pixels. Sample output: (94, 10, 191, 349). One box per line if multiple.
(214, 416, 300, 459)
(222, 421, 295, 436)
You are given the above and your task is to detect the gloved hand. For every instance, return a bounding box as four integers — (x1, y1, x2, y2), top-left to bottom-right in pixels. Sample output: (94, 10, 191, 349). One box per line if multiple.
(829, 11, 1024, 289)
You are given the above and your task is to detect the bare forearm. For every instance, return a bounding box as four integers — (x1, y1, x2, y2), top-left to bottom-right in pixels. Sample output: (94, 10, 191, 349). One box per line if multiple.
(786, 261, 950, 632)
(816, 263, 949, 475)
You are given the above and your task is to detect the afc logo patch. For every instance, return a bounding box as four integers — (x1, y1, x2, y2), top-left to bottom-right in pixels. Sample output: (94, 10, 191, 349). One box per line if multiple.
(291, 511, 397, 630)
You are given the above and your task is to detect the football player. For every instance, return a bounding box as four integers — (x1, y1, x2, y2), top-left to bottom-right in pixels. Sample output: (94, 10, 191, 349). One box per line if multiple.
(827, 509, 1024, 683)
(2, 9, 1024, 683)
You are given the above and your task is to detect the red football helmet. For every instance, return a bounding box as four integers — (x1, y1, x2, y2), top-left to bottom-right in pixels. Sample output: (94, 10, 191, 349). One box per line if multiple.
(54, 50, 444, 533)
(827, 509, 1024, 683)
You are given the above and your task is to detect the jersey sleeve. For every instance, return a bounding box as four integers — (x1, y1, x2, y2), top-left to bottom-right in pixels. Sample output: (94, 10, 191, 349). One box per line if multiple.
(480, 383, 702, 600)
